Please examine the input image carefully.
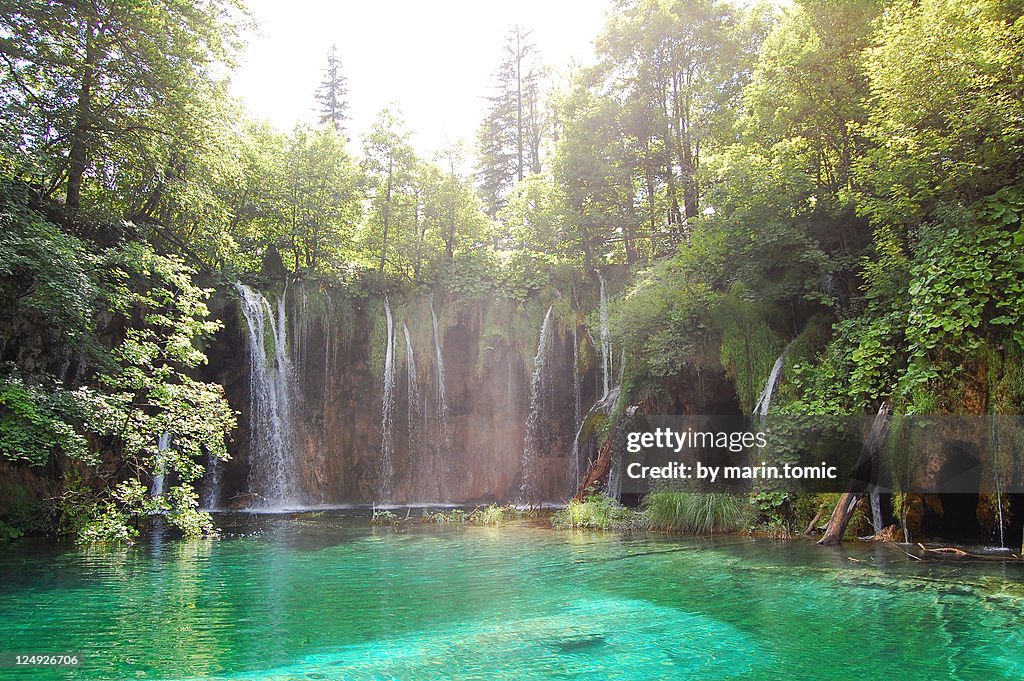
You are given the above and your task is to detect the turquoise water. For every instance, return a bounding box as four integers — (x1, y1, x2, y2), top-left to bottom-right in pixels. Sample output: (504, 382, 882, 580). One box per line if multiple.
(1, 513, 1023, 680)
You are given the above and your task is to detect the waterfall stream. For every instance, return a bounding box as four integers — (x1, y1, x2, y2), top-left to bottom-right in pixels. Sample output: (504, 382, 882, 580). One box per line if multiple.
(404, 322, 429, 499)
(430, 299, 449, 442)
(599, 273, 612, 398)
(753, 349, 787, 419)
(379, 298, 396, 500)
(235, 282, 300, 509)
(521, 307, 554, 504)
(151, 433, 170, 500)
(571, 324, 582, 493)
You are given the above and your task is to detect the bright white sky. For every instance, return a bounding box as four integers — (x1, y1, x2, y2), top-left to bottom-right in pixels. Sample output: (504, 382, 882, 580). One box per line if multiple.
(231, 0, 614, 158)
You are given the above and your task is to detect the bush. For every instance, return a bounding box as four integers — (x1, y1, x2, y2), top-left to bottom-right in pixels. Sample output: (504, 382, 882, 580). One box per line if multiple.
(551, 495, 640, 530)
(645, 492, 750, 534)
(468, 504, 515, 526)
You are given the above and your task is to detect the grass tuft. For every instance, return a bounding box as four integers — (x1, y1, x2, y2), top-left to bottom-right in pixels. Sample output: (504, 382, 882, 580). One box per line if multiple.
(644, 492, 750, 535)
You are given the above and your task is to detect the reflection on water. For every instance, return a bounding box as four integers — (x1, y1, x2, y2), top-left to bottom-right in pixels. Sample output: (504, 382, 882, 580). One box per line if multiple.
(1, 512, 1023, 680)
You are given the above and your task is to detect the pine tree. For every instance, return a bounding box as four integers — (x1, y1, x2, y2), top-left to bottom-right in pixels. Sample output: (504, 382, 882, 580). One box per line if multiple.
(315, 44, 349, 133)
(475, 26, 545, 217)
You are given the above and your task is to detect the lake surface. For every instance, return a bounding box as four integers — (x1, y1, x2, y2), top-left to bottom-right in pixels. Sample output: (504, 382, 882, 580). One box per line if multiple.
(1, 512, 1023, 680)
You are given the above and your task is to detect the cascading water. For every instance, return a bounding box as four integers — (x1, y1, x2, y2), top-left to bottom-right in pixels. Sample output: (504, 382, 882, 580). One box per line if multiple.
(606, 405, 638, 500)
(599, 273, 612, 398)
(430, 299, 449, 441)
(235, 282, 300, 509)
(571, 324, 582, 492)
(378, 298, 396, 500)
(753, 349, 787, 420)
(202, 453, 221, 511)
(151, 433, 170, 499)
(404, 322, 429, 498)
(521, 307, 554, 504)
(990, 412, 1006, 548)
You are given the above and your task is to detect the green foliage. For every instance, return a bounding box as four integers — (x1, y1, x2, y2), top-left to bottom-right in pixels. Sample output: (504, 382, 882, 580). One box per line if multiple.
(422, 508, 467, 524)
(468, 504, 519, 526)
(644, 492, 750, 534)
(0, 184, 232, 544)
(0, 374, 97, 466)
(371, 509, 399, 525)
(551, 494, 640, 530)
(857, 0, 1024, 228)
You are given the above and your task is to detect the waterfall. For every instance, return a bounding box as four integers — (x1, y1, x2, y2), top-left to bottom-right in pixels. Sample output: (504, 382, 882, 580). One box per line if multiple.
(605, 405, 637, 500)
(235, 282, 299, 509)
(991, 412, 1006, 548)
(379, 298, 396, 500)
(520, 307, 554, 504)
(571, 324, 582, 492)
(599, 273, 612, 398)
(404, 322, 428, 499)
(430, 299, 449, 440)
(201, 453, 221, 511)
(151, 433, 170, 499)
(753, 349, 787, 419)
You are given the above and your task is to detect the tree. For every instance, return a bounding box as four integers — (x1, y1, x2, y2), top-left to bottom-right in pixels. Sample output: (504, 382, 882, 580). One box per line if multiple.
(0, 0, 244, 212)
(283, 126, 362, 273)
(315, 44, 349, 134)
(476, 26, 546, 216)
(595, 0, 744, 233)
(856, 0, 1024, 230)
(362, 109, 417, 274)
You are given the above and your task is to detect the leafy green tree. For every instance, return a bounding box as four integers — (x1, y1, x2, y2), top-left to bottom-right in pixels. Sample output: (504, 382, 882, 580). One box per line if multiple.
(361, 109, 418, 275)
(0, 0, 245, 211)
(283, 126, 362, 273)
(856, 0, 1024, 229)
(0, 180, 233, 542)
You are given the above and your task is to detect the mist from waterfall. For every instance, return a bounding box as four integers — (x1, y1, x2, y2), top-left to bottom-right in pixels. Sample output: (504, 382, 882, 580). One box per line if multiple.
(235, 282, 300, 509)
(521, 307, 554, 504)
(379, 298, 396, 500)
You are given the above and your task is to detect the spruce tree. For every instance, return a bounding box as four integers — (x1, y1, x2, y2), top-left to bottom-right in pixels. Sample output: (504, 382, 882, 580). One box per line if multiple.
(315, 44, 349, 133)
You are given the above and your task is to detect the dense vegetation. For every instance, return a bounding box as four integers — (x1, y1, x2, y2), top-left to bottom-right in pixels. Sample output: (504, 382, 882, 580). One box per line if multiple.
(1, 0, 1022, 542)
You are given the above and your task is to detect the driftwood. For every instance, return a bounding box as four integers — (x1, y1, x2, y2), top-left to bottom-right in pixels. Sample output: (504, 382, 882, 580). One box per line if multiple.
(573, 438, 615, 502)
(803, 508, 825, 535)
(819, 404, 892, 545)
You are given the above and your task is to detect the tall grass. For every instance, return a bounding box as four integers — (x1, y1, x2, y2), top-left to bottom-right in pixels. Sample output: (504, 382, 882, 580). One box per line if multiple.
(645, 492, 750, 534)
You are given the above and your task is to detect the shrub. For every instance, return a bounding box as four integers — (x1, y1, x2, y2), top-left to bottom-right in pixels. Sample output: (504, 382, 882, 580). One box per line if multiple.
(551, 494, 639, 530)
(469, 504, 515, 526)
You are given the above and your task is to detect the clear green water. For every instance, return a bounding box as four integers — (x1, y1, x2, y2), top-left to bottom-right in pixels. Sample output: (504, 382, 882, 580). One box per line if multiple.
(2, 513, 1023, 680)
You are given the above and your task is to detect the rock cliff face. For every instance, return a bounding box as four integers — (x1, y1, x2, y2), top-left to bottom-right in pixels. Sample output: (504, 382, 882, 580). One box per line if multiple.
(205, 281, 600, 507)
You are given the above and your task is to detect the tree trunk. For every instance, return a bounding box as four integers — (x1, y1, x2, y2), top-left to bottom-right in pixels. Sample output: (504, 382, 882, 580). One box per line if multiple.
(818, 493, 862, 545)
(66, 17, 100, 212)
(574, 437, 614, 502)
(818, 403, 892, 546)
